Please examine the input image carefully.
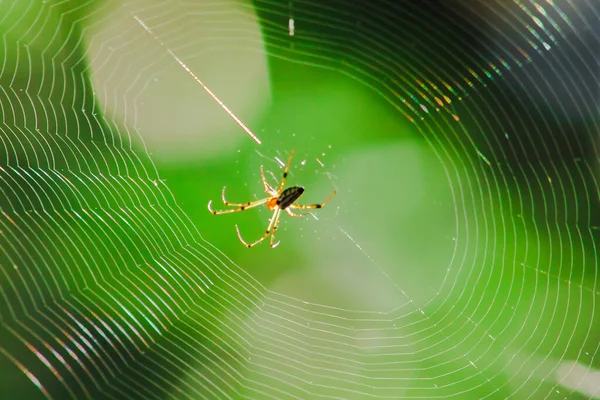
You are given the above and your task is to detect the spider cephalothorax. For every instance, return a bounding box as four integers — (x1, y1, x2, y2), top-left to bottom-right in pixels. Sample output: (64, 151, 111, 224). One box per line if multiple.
(208, 150, 336, 248)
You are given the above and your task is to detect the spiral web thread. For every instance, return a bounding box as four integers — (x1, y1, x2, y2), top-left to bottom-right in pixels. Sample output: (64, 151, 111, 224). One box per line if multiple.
(1, 0, 600, 399)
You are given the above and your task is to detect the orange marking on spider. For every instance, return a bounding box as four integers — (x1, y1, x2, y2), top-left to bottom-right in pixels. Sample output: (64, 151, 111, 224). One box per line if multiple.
(208, 149, 337, 248)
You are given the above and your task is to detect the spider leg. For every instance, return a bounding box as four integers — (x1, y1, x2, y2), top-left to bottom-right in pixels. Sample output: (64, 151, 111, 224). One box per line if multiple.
(285, 208, 308, 218)
(208, 196, 267, 215)
(269, 211, 282, 248)
(290, 189, 337, 210)
(219, 186, 256, 206)
(276, 149, 295, 193)
(260, 165, 278, 196)
(236, 208, 281, 248)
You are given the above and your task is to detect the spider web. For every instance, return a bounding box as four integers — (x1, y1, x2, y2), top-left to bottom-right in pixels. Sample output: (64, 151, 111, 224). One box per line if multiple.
(1, 0, 600, 399)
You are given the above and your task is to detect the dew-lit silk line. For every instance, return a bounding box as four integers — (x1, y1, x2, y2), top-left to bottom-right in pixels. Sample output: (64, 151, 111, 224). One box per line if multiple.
(133, 15, 262, 145)
(0, 346, 52, 400)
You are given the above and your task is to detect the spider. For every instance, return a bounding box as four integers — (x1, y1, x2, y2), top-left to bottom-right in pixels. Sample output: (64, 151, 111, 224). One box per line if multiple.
(208, 149, 337, 248)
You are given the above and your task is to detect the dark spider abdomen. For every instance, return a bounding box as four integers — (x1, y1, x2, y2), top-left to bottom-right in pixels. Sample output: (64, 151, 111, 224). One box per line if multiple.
(277, 186, 304, 209)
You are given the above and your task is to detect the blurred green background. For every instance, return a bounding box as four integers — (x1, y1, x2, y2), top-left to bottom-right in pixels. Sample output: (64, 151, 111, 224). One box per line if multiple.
(1, 0, 599, 399)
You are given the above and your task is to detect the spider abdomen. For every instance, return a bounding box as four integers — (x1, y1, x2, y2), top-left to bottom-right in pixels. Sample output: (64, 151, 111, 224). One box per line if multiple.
(276, 186, 304, 209)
